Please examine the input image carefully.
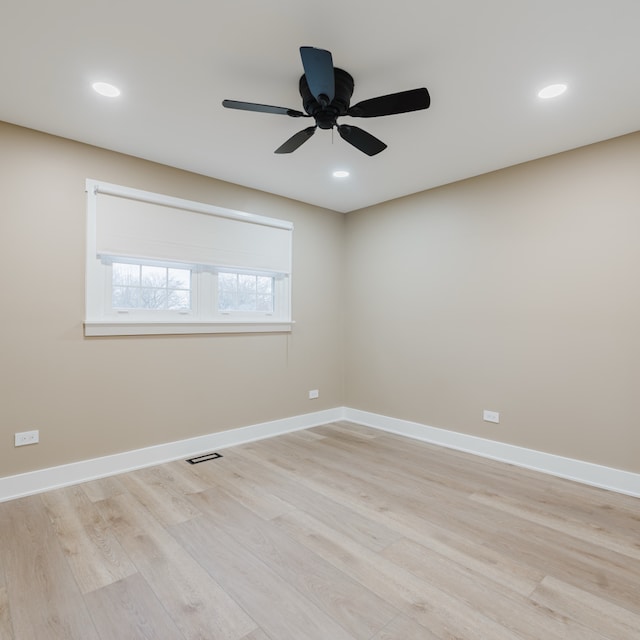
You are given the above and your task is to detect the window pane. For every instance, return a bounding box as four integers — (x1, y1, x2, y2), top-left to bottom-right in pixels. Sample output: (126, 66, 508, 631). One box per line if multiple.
(256, 276, 273, 294)
(168, 268, 190, 289)
(256, 294, 274, 312)
(216, 271, 278, 314)
(218, 272, 237, 290)
(141, 265, 166, 287)
(112, 286, 140, 308)
(218, 291, 235, 311)
(238, 293, 256, 311)
(112, 263, 140, 286)
(168, 290, 190, 310)
(140, 287, 167, 309)
(111, 261, 192, 312)
(239, 274, 256, 292)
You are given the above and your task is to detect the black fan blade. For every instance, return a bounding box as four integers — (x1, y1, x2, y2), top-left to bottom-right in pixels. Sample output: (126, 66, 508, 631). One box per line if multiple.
(274, 126, 317, 154)
(337, 125, 387, 156)
(222, 99, 306, 118)
(348, 88, 430, 118)
(299, 46, 335, 107)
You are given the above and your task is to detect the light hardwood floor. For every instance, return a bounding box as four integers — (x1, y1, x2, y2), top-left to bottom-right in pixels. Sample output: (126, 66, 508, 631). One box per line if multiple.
(1, 421, 639, 639)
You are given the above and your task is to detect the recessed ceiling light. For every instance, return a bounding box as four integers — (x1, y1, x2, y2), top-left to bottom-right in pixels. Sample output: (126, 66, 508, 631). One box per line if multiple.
(92, 82, 121, 98)
(538, 83, 567, 99)
(333, 170, 350, 178)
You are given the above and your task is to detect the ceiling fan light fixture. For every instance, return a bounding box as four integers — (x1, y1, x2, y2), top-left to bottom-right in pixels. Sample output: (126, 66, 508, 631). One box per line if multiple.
(222, 46, 431, 156)
(538, 83, 567, 99)
(92, 81, 121, 98)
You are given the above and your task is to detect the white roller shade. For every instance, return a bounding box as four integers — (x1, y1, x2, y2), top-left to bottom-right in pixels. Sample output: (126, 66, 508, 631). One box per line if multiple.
(92, 183, 293, 274)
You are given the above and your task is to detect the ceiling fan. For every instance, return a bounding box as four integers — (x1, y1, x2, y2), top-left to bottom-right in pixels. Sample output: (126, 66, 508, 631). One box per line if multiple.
(222, 46, 430, 156)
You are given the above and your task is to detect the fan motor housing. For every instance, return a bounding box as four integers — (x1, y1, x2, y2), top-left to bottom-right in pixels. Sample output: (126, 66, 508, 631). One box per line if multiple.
(299, 68, 354, 129)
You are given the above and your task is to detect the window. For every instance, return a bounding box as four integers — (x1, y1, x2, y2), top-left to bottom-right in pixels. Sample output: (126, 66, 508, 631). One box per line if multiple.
(218, 272, 274, 313)
(85, 180, 293, 336)
(112, 261, 191, 311)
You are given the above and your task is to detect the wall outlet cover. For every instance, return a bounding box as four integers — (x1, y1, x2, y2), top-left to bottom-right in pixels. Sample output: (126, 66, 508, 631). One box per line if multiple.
(15, 430, 40, 446)
(483, 410, 500, 424)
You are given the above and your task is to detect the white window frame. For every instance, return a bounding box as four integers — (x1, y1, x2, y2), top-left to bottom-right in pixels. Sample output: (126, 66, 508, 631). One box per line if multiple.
(84, 180, 293, 336)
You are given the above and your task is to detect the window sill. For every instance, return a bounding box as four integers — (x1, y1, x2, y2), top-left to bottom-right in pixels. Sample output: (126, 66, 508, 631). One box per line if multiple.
(84, 320, 294, 337)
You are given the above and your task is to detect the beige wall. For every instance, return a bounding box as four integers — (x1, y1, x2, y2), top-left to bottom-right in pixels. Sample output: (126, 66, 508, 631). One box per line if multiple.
(0, 122, 345, 478)
(2, 120, 638, 481)
(345, 132, 640, 473)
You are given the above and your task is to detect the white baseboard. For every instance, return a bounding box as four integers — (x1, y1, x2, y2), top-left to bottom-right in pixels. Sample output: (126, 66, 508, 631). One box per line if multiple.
(0, 408, 343, 503)
(2, 406, 638, 503)
(344, 408, 640, 498)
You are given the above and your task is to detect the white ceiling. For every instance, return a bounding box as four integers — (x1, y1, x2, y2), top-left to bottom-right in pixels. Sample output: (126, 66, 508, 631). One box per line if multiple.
(1, 1, 639, 213)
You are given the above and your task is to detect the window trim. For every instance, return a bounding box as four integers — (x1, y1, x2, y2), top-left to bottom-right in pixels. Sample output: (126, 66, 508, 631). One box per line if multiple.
(83, 319, 294, 337)
(84, 180, 294, 336)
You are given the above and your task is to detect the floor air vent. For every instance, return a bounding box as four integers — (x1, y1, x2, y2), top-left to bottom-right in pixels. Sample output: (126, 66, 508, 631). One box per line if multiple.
(186, 452, 223, 465)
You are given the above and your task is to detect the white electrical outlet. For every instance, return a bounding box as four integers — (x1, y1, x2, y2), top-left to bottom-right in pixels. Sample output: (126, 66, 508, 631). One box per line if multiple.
(15, 430, 40, 447)
(308, 389, 319, 399)
(483, 410, 500, 424)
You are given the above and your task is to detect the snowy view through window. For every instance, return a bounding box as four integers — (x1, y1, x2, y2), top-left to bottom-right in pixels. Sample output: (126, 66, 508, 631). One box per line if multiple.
(112, 262, 191, 310)
(218, 272, 274, 313)
(111, 263, 275, 314)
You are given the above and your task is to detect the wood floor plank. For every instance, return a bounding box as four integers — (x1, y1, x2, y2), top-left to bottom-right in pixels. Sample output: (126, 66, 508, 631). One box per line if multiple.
(374, 514, 542, 598)
(469, 488, 640, 561)
(189, 485, 398, 639)
(287, 428, 327, 442)
(371, 615, 440, 640)
(170, 515, 360, 640)
(0, 497, 100, 640)
(236, 435, 547, 595)
(475, 513, 640, 614)
(268, 426, 640, 616)
(237, 434, 436, 522)
(186, 454, 296, 520)
(236, 426, 640, 616)
(97, 491, 258, 640)
(80, 475, 128, 503)
(341, 426, 628, 522)
(147, 459, 213, 495)
(230, 448, 403, 551)
(239, 629, 272, 640)
(367, 425, 639, 528)
(40, 485, 138, 594)
(329, 452, 640, 618)
(242, 429, 454, 517)
(530, 575, 640, 640)
(240, 433, 535, 568)
(382, 537, 608, 640)
(273, 508, 522, 640)
(0, 573, 14, 640)
(84, 573, 184, 640)
(117, 466, 203, 526)
(342, 440, 640, 617)
(308, 428, 532, 512)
